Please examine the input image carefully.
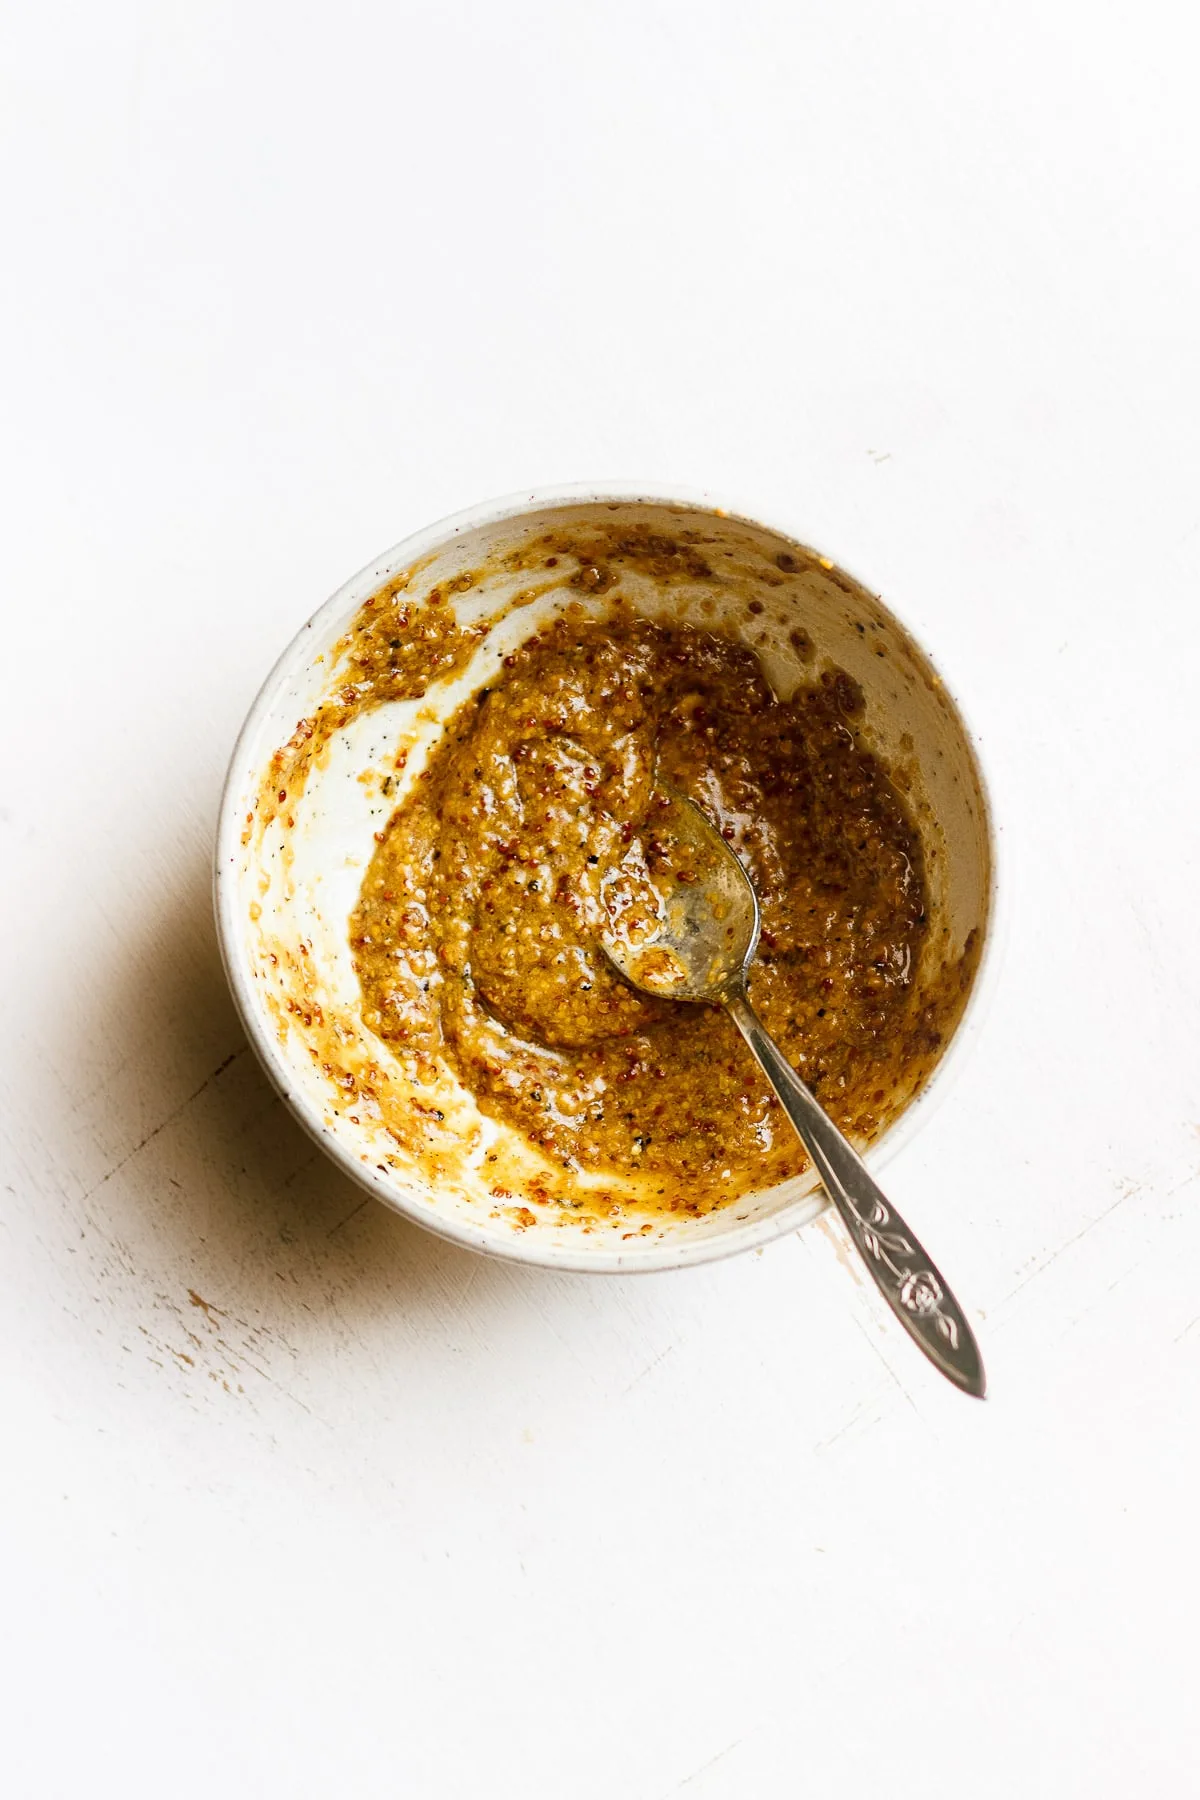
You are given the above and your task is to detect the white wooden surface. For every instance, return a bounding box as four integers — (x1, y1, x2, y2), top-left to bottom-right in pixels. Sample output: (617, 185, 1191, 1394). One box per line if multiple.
(3, 3, 1199, 1794)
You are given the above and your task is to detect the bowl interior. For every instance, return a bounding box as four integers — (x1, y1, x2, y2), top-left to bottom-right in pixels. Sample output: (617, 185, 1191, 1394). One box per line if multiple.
(217, 495, 992, 1272)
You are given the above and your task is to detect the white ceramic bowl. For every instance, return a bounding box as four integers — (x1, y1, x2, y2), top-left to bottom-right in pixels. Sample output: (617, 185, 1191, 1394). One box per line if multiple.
(215, 486, 998, 1273)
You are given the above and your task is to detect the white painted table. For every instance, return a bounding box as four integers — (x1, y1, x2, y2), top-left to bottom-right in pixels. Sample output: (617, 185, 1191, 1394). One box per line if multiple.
(4, 3, 1198, 1793)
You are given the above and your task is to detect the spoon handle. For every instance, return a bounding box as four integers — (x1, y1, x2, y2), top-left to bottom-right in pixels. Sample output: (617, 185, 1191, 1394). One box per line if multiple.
(725, 988, 986, 1397)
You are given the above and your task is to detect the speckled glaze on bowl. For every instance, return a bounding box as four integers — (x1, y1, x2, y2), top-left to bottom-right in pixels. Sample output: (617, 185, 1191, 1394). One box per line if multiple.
(215, 485, 999, 1274)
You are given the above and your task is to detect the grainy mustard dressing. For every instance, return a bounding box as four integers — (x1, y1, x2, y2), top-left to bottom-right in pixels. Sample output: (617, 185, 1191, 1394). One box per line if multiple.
(351, 607, 958, 1212)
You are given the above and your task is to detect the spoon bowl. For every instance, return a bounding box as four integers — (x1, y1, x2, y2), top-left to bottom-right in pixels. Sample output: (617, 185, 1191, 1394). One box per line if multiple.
(600, 787, 760, 1002)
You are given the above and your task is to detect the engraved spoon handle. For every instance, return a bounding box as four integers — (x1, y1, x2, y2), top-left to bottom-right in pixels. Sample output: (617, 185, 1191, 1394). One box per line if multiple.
(725, 985, 986, 1397)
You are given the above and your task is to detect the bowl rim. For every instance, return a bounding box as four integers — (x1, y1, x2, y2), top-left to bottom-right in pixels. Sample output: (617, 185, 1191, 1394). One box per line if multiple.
(214, 481, 1004, 1275)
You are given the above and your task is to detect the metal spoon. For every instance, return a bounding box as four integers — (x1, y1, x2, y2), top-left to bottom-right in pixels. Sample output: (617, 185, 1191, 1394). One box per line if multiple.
(601, 786, 986, 1398)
